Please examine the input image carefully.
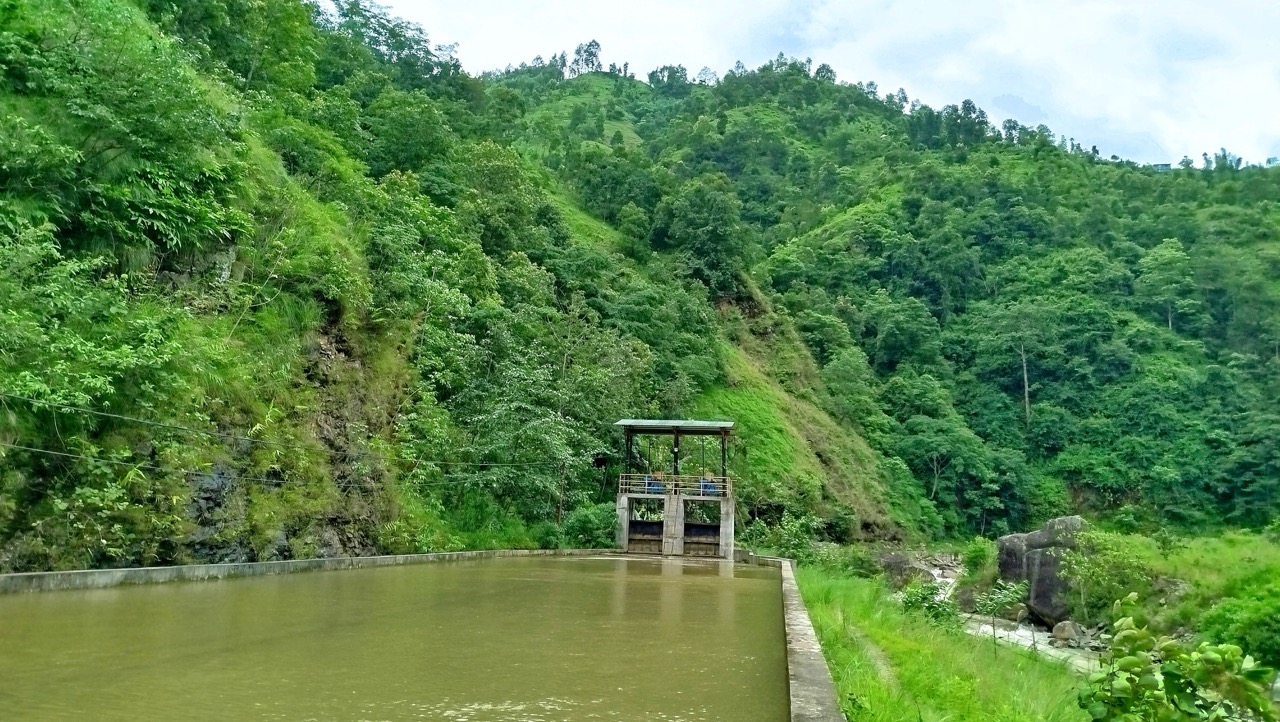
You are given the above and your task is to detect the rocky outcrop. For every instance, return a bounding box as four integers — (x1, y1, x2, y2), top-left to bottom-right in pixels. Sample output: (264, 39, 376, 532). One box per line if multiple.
(997, 516, 1084, 625)
(877, 551, 934, 589)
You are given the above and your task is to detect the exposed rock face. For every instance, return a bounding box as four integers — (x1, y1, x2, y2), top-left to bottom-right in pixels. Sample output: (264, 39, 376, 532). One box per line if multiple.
(997, 516, 1085, 625)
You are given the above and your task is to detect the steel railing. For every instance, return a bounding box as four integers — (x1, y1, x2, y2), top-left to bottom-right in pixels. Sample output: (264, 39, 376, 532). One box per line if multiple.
(618, 474, 731, 497)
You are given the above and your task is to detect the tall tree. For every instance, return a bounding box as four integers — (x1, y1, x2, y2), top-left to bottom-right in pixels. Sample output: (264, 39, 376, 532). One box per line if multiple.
(1136, 238, 1197, 331)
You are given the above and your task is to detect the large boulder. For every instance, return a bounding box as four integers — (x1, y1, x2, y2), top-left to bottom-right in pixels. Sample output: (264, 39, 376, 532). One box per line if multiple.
(1052, 620, 1086, 643)
(997, 516, 1084, 626)
(877, 551, 935, 590)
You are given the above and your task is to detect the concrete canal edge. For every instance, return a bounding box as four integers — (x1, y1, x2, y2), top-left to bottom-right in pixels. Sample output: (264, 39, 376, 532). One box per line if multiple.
(741, 551, 845, 722)
(0, 548, 605, 593)
(2, 548, 845, 721)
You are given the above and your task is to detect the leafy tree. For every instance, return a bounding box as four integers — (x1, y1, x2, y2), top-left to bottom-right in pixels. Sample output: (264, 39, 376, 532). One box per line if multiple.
(364, 88, 454, 177)
(894, 414, 992, 529)
(647, 64, 690, 98)
(650, 174, 746, 297)
(563, 502, 616, 548)
(1136, 238, 1199, 331)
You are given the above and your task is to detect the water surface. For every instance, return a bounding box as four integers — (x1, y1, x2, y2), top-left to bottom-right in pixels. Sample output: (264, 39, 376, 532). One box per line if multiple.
(0, 556, 788, 721)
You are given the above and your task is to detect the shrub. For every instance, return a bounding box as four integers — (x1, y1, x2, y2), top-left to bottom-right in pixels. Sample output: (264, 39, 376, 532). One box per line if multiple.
(961, 536, 996, 575)
(809, 543, 878, 577)
(1080, 594, 1276, 722)
(818, 507, 859, 544)
(1200, 583, 1280, 668)
(901, 581, 960, 629)
(1062, 528, 1153, 624)
(562, 503, 617, 549)
(529, 521, 564, 550)
(743, 512, 820, 561)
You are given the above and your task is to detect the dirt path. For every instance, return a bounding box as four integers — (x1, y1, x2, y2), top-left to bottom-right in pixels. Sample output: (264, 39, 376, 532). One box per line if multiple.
(845, 622, 899, 692)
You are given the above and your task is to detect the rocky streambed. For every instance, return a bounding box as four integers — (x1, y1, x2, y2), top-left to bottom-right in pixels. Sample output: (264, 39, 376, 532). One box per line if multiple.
(962, 616, 1101, 673)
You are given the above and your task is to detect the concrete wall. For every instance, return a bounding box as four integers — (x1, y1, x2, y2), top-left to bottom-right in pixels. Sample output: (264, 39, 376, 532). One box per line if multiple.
(617, 492, 736, 559)
(719, 498, 735, 556)
(741, 552, 844, 722)
(661, 493, 685, 555)
(0, 549, 605, 594)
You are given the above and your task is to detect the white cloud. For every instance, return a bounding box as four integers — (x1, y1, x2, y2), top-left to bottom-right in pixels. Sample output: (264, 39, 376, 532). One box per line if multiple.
(382, 0, 1280, 164)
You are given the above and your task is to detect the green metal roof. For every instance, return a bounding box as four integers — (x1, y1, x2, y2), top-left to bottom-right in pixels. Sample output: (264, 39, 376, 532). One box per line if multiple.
(614, 419, 734, 435)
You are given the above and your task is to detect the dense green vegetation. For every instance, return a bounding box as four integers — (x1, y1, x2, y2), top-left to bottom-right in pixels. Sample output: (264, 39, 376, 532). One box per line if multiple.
(1058, 528, 1280, 669)
(0, 0, 728, 568)
(0, 0, 1276, 605)
(503, 53, 1280, 539)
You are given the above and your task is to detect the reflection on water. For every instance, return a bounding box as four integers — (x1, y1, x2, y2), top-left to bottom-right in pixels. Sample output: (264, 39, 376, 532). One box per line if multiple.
(0, 556, 787, 721)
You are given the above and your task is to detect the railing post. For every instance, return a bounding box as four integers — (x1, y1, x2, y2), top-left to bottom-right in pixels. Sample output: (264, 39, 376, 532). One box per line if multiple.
(672, 430, 680, 477)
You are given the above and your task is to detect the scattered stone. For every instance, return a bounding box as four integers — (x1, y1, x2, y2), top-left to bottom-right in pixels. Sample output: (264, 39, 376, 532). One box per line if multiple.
(997, 516, 1084, 626)
(1052, 620, 1086, 644)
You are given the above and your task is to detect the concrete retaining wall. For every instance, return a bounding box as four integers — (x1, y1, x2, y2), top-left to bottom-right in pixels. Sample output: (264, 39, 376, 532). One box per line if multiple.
(0, 549, 605, 594)
(740, 552, 845, 722)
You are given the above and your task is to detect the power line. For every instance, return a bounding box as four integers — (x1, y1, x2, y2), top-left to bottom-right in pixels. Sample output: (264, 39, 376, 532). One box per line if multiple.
(0, 442, 545, 490)
(0, 442, 294, 487)
(0, 392, 560, 467)
(0, 392, 313, 452)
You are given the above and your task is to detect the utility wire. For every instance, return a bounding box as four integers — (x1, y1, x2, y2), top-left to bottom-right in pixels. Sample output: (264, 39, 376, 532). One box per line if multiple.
(0, 442, 295, 487)
(0, 441, 538, 489)
(0, 392, 560, 468)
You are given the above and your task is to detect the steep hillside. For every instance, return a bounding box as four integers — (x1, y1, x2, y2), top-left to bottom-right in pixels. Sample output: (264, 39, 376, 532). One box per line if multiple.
(3, 0, 1277, 575)
(500, 52, 1280, 539)
(0, 0, 905, 571)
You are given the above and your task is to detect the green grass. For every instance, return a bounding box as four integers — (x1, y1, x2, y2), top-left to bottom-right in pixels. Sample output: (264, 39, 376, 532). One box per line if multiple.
(1122, 530, 1280, 632)
(546, 186, 629, 254)
(691, 342, 828, 510)
(798, 568, 1088, 722)
(1136, 531, 1280, 594)
(692, 340, 930, 538)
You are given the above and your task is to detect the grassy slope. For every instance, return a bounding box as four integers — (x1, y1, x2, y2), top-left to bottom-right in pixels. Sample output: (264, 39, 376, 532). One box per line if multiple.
(799, 568, 1087, 722)
(1125, 531, 1280, 631)
(691, 342, 909, 537)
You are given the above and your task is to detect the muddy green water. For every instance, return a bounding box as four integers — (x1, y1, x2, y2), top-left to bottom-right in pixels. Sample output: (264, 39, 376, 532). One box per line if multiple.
(0, 556, 788, 721)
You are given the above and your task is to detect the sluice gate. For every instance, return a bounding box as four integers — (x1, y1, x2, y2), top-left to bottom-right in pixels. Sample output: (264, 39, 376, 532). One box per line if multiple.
(614, 419, 736, 559)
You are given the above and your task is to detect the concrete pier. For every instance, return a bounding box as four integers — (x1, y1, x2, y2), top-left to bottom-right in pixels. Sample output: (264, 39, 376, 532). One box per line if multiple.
(617, 491, 735, 559)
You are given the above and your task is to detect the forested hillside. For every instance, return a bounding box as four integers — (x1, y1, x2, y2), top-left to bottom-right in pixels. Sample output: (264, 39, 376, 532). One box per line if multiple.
(1, 0, 1277, 572)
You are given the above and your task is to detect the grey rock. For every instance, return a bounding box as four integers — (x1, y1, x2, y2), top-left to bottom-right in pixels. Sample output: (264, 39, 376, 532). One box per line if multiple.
(997, 516, 1084, 626)
(1272, 676, 1280, 703)
(997, 532, 1028, 580)
(1024, 516, 1084, 550)
(877, 551, 934, 590)
(1052, 620, 1086, 643)
(261, 530, 289, 561)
